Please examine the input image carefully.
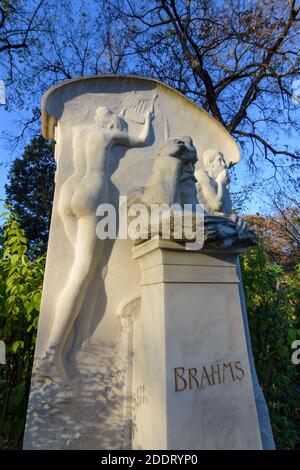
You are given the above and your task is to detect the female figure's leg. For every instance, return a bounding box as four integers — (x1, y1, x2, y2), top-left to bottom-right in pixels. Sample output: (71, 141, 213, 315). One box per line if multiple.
(58, 178, 78, 249)
(40, 215, 104, 379)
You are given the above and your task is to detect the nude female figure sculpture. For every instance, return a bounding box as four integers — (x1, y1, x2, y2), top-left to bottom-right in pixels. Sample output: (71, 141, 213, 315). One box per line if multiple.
(37, 102, 154, 381)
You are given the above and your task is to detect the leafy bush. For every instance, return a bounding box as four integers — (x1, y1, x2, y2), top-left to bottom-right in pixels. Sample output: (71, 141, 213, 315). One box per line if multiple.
(241, 239, 300, 449)
(0, 209, 45, 449)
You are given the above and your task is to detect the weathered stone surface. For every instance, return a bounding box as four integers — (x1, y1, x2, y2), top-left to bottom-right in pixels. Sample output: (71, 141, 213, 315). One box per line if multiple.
(132, 239, 263, 450)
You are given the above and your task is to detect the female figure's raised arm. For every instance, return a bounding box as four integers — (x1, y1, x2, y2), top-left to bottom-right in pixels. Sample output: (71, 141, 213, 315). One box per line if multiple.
(115, 110, 153, 147)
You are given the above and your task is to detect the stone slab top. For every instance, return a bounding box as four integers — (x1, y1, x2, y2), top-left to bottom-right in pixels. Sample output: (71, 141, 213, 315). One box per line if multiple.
(132, 238, 246, 260)
(41, 74, 240, 167)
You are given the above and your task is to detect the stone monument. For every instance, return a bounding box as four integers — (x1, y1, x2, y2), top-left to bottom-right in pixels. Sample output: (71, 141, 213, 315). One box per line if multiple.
(23, 75, 275, 450)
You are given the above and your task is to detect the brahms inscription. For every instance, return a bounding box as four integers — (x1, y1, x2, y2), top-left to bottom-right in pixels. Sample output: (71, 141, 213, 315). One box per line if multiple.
(174, 361, 245, 392)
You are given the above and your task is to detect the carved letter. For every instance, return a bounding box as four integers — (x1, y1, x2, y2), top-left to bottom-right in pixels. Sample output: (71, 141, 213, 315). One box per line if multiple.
(174, 367, 187, 392)
(200, 366, 212, 388)
(188, 368, 199, 389)
(210, 364, 221, 385)
(235, 361, 245, 381)
(222, 362, 236, 383)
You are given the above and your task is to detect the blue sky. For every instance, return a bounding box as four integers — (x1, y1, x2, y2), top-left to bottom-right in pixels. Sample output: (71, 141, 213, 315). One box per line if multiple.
(0, 0, 298, 218)
(0, 102, 255, 212)
(0, 105, 15, 207)
(0, 84, 298, 216)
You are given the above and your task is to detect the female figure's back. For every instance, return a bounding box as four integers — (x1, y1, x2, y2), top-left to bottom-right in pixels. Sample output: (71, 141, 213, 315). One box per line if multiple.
(37, 103, 154, 381)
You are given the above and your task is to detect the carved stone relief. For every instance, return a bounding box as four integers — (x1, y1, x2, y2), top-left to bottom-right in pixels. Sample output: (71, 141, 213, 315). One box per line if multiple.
(24, 76, 273, 450)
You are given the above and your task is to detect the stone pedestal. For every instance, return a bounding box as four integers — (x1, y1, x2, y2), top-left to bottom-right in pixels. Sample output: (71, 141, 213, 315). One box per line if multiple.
(132, 239, 263, 450)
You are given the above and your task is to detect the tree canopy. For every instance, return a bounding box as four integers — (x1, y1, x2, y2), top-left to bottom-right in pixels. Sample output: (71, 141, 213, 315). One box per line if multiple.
(5, 136, 55, 253)
(1, 0, 299, 182)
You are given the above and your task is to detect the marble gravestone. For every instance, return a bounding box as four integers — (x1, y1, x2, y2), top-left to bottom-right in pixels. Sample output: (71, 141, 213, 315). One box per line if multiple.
(23, 75, 275, 450)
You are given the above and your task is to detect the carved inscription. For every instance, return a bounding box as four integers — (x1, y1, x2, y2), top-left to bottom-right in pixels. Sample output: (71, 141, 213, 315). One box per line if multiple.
(174, 361, 245, 392)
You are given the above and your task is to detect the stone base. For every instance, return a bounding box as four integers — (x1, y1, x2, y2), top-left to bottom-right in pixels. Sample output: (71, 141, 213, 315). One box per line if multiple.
(131, 239, 263, 450)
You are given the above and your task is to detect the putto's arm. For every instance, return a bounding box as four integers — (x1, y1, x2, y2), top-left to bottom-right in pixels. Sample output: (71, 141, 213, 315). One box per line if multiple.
(197, 169, 222, 212)
(216, 169, 229, 205)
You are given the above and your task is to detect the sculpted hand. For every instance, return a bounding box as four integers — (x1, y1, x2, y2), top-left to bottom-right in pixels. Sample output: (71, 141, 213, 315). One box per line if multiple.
(196, 168, 209, 182)
(145, 93, 158, 122)
(217, 169, 229, 186)
(145, 108, 154, 122)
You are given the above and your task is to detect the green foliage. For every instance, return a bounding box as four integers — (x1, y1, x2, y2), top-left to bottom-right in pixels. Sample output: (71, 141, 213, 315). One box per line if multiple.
(5, 135, 56, 254)
(0, 208, 45, 449)
(241, 239, 300, 449)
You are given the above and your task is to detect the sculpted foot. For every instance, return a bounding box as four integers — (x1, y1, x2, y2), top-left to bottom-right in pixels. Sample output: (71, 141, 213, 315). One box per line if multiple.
(34, 345, 69, 383)
(65, 357, 81, 379)
(81, 337, 93, 349)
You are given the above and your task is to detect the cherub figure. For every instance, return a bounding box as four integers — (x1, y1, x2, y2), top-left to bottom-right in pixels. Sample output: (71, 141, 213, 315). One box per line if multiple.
(196, 149, 256, 245)
(196, 149, 232, 215)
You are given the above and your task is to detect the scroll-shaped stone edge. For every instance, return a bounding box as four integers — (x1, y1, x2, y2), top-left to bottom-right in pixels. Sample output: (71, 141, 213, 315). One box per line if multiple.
(41, 74, 241, 169)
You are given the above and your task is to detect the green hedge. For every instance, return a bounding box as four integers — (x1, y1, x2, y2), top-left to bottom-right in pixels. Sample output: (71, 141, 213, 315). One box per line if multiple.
(241, 241, 300, 448)
(0, 210, 45, 449)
